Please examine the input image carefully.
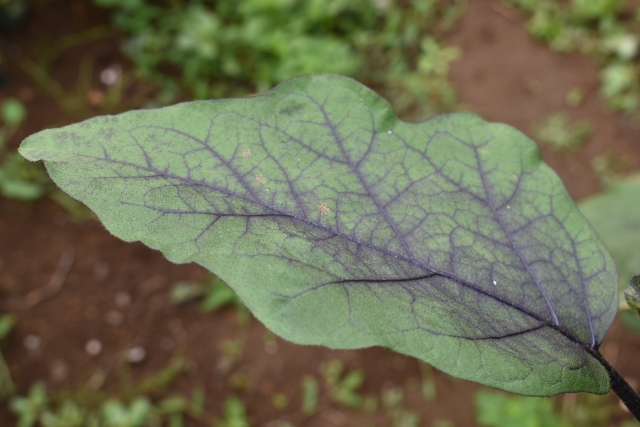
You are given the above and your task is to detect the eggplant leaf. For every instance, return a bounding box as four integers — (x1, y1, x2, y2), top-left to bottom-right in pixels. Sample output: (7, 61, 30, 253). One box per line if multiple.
(19, 74, 618, 396)
(579, 174, 640, 292)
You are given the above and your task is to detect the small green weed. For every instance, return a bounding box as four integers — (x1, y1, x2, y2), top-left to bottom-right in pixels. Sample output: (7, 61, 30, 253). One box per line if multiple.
(565, 88, 584, 107)
(381, 386, 420, 427)
(216, 339, 246, 376)
(476, 391, 570, 427)
(0, 99, 94, 219)
(18, 56, 146, 121)
(475, 390, 619, 427)
(171, 276, 250, 324)
(591, 151, 631, 187)
(320, 359, 376, 411)
(271, 393, 288, 410)
(214, 395, 250, 427)
(504, 0, 640, 112)
(93, 0, 463, 120)
(320, 360, 364, 409)
(0, 313, 16, 341)
(503, 0, 625, 54)
(600, 63, 640, 113)
(418, 361, 436, 402)
(533, 112, 592, 150)
(0, 312, 16, 399)
(620, 309, 640, 336)
(9, 358, 206, 427)
(300, 376, 319, 415)
(0, 98, 48, 200)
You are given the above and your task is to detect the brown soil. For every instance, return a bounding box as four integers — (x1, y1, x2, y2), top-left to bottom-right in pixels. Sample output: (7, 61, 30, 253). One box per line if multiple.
(1, 0, 639, 426)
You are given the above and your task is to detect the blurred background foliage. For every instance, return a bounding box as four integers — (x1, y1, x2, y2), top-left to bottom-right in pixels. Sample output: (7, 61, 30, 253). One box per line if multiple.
(504, 0, 640, 112)
(91, 0, 464, 119)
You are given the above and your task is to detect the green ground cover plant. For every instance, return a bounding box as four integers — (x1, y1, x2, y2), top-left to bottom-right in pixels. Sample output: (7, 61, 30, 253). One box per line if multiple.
(0, 98, 48, 200)
(476, 390, 571, 427)
(18, 73, 640, 420)
(381, 386, 420, 427)
(474, 390, 625, 427)
(91, 0, 462, 120)
(0, 98, 94, 220)
(580, 174, 640, 292)
(579, 174, 640, 348)
(533, 113, 592, 150)
(0, 312, 16, 399)
(170, 275, 250, 323)
(6, 355, 199, 427)
(320, 359, 375, 410)
(214, 395, 250, 427)
(503, 0, 640, 113)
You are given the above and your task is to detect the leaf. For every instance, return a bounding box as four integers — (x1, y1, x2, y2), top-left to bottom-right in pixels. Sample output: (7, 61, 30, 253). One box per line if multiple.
(0, 313, 17, 341)
(0, 314, 16, 399)
(1, 98, 27, 127)
(533, 113, 591, 150)
(0, 350, 13, 399)
(215, 396, 250, 427)
(300, 376, 318, 415)
(475, 391, 570, 427)
(19, 74, 618, 396)
(579, 174, 640, 292)
(619, 310, 640, 336)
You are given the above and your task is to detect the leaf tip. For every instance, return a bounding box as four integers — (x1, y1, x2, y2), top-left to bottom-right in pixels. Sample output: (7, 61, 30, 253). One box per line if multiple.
(18, 133, 43, 162)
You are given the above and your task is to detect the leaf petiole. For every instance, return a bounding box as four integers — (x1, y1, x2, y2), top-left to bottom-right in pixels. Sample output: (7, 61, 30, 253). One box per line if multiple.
(590, 349, 640, 421)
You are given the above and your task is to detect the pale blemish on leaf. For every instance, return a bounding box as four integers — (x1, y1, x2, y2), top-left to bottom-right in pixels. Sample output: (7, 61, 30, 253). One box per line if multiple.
(318, 203, 330, 216)
(256, 174, 265, 184)
(242, 149, 251, 157)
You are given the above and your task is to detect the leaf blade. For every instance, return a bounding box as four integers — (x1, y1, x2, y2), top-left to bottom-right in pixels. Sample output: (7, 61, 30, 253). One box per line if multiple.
(20, 74, 617, 396)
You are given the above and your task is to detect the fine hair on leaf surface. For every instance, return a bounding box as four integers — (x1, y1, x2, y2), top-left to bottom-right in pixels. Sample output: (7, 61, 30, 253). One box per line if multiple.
(19, 74, 621, 401)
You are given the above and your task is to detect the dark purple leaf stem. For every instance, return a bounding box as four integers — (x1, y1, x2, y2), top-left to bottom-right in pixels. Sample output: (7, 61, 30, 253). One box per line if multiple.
(590, 349, 640, 421)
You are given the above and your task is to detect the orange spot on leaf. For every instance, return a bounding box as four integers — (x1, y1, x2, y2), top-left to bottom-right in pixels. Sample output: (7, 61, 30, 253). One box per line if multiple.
(318, 203, 330, 216)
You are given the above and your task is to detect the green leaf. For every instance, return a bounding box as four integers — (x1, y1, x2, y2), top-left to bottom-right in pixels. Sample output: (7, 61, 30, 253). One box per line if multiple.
(571, 0, 622, 20)
(0, 350, 13, 399)
(475, 391, 570, 427)
(0, 313, 17, 341)
(0, 171, 46, 200)
(619, 309, 640, 335)
(1, 99, 27, 127)
(170, 282, 205, 304)
(199, 277, 244, 314)
(10, 382, 48, 427)
(579, 174, 640, 292)
(157, 396, 188, 414)
(128, 397, 152, 427)
(102, 400, 129, 426)
(189, 387, 205, 417)
(625, 274, 640, 318)
(215, 396, 250, 427)
(300, 376, 318, 415)
(19, 74, 618, 396)
(0, 152, 48, 201)
(533, 113, 592, 150)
